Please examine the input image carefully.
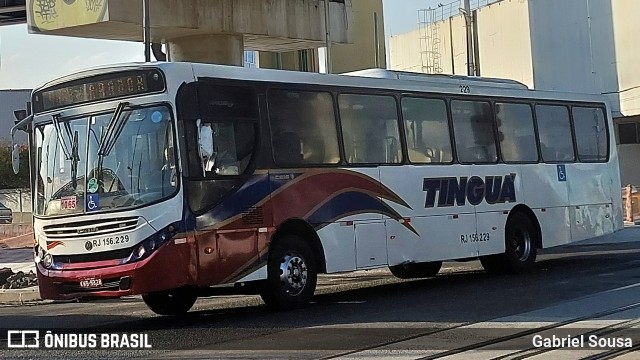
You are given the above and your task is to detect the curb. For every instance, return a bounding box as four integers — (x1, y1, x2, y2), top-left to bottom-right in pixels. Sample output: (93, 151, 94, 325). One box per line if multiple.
(0, 286, 41, 304)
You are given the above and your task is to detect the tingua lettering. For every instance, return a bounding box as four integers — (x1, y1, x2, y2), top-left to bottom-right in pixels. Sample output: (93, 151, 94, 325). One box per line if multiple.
(424, 174, 517, 208)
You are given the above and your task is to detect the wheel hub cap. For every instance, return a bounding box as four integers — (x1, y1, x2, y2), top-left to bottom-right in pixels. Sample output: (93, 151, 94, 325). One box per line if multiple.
(513, 229, 532, 261)
(279, 254, 308, 296)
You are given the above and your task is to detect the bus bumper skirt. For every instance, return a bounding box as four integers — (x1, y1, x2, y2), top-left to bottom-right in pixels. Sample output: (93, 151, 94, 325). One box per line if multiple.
(36, 241, 195, 300)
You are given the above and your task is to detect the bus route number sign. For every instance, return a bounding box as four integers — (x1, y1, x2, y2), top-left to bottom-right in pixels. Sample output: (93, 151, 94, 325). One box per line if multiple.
(61, 196, 77, 210)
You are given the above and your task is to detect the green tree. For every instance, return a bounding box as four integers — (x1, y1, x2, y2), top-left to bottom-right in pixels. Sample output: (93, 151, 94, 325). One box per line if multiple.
(0, 142, 31, 189)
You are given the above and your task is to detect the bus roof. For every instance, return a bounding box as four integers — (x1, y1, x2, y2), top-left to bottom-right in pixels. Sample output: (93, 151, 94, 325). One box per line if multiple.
(342, 69, 529, 90)
(33, 62, 609, 106)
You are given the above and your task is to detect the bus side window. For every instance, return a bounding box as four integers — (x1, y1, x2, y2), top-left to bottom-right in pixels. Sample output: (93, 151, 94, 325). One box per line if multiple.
(272, 132, 302, 165)
(267, 89, 339, 167)
(451, 100, 497, 164)
(496, 102, 538, 163)
(572, 107, 608, 162)
(536, 104, 575, 162)
(339, 93, 402, 165)
(401, 97, 452, 164)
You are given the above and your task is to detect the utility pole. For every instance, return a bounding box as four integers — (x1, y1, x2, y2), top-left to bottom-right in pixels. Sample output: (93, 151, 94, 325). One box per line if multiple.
(143, 0, 151, 62)
(374, 12, 380, 68)
(461, 0, 474, 76)
(324, 0, 332, 74)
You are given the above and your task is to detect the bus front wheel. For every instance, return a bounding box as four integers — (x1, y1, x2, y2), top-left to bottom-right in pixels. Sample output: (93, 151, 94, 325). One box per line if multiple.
(389, 261, 442, 279)
(142, 287, 198, 316)
(481, 212, 537, 274)
(260, 235, 318, 310)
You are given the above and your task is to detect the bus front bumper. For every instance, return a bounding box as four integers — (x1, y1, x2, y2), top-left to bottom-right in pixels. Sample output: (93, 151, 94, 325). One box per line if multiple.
(36, 241, 195, 300)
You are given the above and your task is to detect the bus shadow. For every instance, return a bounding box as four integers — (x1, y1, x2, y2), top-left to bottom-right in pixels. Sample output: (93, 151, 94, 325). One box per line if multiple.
(2, 242, 640, 350)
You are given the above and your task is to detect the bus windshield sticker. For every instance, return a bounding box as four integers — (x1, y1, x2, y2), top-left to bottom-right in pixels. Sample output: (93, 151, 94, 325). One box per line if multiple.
(60, 196, 77, 210)
(151, 111, 163, 123)
(87, 194, 100, 212)
(557, 165, 567, 182)
(87, 178, 99, 193)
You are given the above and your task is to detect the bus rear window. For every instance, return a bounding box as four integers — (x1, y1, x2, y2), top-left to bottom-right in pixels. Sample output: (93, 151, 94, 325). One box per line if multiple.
(572, 107, 608, 162)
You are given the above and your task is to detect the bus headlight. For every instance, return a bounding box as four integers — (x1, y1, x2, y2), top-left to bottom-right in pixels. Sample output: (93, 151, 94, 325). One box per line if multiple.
(126, 224, 178, 263)
(136, 244, 146, 259)
(42, 253, 53, 269)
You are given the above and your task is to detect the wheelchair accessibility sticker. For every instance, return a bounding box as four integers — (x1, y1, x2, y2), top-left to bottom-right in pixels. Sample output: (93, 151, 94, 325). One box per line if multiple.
(557, 165, 567, 182)
(87, 194, 100, 212)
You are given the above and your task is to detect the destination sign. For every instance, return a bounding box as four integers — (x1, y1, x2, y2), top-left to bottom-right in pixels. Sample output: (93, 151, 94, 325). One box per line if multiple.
(33, 69, 165, 113)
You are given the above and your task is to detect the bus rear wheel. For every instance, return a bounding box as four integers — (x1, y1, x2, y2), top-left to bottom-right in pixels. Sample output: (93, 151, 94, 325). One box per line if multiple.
(480, 212, 537, 274)
(260, 235, 318, 310)
(142, 287, 197, 316)
(389, 261, 442, 279)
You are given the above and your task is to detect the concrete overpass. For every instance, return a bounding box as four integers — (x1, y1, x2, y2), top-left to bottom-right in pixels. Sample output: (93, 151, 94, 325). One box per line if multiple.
(0, 0, 385, 72)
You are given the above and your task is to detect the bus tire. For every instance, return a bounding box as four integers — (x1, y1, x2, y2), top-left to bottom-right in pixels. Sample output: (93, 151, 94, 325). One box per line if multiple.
(481, 212, 537, 274)
(389, 261, 442, 279)
(142, 287, 197, 316)
(260, 235, 318, 310)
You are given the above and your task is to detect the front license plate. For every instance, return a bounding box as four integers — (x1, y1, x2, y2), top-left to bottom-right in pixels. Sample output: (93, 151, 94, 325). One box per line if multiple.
(79, 278, 102, 288)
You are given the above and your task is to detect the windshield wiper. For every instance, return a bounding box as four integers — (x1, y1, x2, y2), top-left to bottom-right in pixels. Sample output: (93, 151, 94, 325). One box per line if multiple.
(52, 114, 73, 160)
(96, 102, 129, 193)
(70, 130, 80, 189)
(97, 102, 129, 157)
(52, 114, 81, 190)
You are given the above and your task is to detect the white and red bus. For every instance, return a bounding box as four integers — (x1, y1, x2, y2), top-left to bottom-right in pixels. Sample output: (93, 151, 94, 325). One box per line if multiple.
(11, 63, 622, 315)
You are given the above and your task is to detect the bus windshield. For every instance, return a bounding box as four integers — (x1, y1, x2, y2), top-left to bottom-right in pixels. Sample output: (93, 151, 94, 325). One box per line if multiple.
(34, 104, 178, 216)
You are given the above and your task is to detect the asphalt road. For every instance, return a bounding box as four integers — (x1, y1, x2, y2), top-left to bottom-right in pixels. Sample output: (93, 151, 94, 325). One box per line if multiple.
(2, 238, 640, 359)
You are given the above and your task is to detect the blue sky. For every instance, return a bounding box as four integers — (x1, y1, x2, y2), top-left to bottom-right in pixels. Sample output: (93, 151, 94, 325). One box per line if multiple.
(0, 0, 444, 89)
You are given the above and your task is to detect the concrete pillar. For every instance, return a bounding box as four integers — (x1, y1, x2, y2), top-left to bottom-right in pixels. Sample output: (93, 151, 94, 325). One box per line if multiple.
(331, 0, 386, 73)
(167, 34, 244, 65)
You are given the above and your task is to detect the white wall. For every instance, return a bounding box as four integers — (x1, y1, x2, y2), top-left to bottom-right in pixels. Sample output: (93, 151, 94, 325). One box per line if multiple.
(611, 0, 640, 116)
(476, 0, 533, 87)
(388, 0, 629, 114)
(389, 28, 421, 72)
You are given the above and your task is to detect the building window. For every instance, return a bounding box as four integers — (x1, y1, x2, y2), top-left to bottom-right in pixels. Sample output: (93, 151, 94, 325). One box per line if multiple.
(244, 51, 257, 68)
(618, 123, 640, 144)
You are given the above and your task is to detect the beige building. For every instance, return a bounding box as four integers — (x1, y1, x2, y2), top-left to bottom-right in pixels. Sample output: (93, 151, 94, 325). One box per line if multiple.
(259, 0, 386, 73)
(390, 0, 640, 187)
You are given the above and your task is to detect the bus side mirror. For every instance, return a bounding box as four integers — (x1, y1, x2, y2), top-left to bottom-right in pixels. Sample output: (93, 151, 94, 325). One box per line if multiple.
(12, 143, 20, 175)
